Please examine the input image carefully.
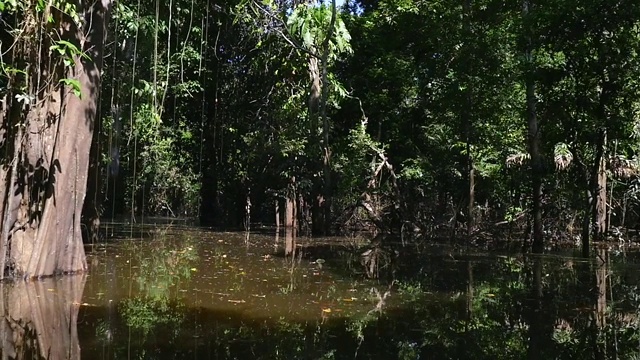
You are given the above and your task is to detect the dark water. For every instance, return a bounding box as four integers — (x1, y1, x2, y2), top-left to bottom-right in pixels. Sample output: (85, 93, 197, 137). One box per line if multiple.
(2, 223, 640, 359)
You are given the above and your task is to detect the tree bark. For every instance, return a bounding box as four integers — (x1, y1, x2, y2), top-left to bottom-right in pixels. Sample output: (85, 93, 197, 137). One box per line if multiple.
(595, 132, 607, 238)
(0, 0, 113, 279)
(285, 176, 297, 229)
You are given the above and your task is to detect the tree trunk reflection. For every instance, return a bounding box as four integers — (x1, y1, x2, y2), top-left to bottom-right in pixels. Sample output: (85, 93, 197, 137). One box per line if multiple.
(0, 275, 85, 359)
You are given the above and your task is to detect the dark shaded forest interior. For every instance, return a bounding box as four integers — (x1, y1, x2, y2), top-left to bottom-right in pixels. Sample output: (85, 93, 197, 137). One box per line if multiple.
(3, 0, 640, 277)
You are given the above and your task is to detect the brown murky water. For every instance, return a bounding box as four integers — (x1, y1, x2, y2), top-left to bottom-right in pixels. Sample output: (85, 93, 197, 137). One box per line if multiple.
(83, 225, 383, 321)
(3, 222, 640, 359)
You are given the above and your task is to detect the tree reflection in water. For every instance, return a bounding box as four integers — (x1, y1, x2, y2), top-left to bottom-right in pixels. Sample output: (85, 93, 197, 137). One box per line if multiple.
(70, 231, 640, 359)
(0, 275, 85, 359)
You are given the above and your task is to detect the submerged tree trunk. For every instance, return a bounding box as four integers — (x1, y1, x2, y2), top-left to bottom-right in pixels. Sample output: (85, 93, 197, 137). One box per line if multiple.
(0, 0, 113, 279)
(523, 0, 543, 253)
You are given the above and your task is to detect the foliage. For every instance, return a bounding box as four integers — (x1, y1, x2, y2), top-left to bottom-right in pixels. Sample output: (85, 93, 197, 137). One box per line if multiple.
(86, 0, 640, 242)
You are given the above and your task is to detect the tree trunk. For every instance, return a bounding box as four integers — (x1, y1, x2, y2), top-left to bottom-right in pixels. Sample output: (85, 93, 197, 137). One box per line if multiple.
(317, 0, 337, 235)
(285, 226, 296, 256)
(285, 176, 297, 229)
(463, 0, 474, 238)
(0, 0, 113, 279)
(583, 130, 606, 255)
(308, 56, 321, 137)
(595, 131, 607, 239)
(581, 190, 592, 257)
(468, 163, 475, 236)
(308, 48, 324, 236)
(523, 0, 543, 253)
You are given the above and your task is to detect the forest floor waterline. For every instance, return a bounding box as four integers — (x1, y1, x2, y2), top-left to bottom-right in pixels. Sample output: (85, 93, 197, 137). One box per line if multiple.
(2, 222, 640, 359)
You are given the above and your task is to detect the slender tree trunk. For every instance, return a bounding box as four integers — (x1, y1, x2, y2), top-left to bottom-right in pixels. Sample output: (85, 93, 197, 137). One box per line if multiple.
(0, 0, 113, 279)
(317, 0, 337, 235)
(285, 226, 296, 256)
(595, 132, 607, 239)
(285, 176, 297, 230)
(468, 161, 475, 236)
(244, 188, 251, 232)
(463, 0, 474, 238)
(582, 191, 592, 257)
(606, 141, 616, 232)
(308, 56, 320, 138)
(308, 49, 325, 235)
(523, 0, 543, 253)
(582, 130, 607, 256)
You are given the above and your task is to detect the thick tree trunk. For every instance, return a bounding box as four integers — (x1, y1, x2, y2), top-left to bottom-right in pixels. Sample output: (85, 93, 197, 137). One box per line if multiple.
(0, 0, 113, 279)
(523, 0, 543, 253)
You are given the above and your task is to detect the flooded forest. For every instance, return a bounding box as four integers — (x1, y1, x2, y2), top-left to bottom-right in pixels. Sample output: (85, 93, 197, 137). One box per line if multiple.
(3, 0, 640, 358)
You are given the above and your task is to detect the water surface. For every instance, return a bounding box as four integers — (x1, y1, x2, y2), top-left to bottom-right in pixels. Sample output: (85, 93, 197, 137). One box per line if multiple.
(2, 223, 640, 359)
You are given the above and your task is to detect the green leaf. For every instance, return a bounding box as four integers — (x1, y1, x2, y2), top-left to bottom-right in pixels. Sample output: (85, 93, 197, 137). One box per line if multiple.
(59, 78, 82, 99)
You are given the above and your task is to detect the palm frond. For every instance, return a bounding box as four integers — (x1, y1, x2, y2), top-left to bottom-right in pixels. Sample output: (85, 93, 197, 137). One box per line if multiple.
(506, 152, 530, 168)
(554, 143, 573, 171)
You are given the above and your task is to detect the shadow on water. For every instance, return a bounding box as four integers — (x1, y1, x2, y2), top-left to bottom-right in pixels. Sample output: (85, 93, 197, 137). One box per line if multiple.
(4, 225, 640, 359)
